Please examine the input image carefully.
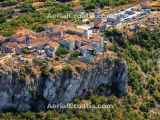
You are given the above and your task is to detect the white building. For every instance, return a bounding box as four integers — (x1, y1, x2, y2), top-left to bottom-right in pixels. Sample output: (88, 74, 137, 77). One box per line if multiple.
(77, 24, 93, 38)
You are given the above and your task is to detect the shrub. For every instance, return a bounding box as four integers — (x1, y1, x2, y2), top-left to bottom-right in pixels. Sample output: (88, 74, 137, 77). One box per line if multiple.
(154, 90, 160, 102)
(81, 0, 129, 10)
(33, 58, 48, 66)
(55, 47, 69, 56)
(32, 25, 45, 33)
(41, 65, 50, 77)
(22, 47, 30, 54)
(131, 29, 160, 50)
(18, 3, 35, 13)
(62, 64, 72, 72)
(0, 17, 6, 23)
(70, 51, 80, 58)
(140, 100, 155, 112)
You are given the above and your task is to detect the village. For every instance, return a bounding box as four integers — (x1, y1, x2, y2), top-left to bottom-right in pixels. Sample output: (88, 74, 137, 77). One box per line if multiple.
(0, 0, 159, 65)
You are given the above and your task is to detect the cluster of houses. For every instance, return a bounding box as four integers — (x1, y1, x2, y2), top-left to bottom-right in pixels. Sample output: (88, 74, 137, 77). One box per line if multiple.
(0, 21, 105, 62)
(0, 4, 154, 63)
(0, 28, 60, 58)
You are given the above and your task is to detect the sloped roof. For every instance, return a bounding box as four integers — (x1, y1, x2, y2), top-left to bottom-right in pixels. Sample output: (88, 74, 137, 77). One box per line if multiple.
(48, 41, 59, 48)
(80, 44, 94, 50)
(64, 34, 85, 42)
(88, 34, 102, 42)
(3, 42, 18, 49)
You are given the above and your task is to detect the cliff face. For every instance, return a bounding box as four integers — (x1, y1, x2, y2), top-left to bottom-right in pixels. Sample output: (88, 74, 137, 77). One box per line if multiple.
(0, 58, 128, 112)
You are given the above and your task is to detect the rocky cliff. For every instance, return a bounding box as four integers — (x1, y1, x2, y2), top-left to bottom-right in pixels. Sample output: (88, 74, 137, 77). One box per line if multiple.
(0, 58, 128, 112)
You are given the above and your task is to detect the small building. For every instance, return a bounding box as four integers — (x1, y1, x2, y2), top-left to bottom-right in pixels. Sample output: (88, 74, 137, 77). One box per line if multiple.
(66, 27, 85, 36)
(37, 49, 45, 55)
(106, 15, 120, 26)
(1, 42, 18, 53)
(44, 42, 59, 57)
(60, 34, 84, 51)
(79, 45, 95, 63)
(0, 47, 13, 53)
(77, 24, 93, 38)
(80, 45, 95, 57)
(88, 34, 104, 53)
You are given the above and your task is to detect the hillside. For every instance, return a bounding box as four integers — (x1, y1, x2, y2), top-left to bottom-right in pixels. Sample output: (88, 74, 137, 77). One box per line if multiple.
(0, 0, 138, 36)
(0, 0, 160, 120)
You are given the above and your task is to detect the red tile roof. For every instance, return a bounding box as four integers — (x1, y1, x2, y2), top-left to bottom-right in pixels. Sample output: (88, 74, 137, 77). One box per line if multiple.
(64, 34, 85, 42)
(48, 41, 59, 48)
(88, 34, 102, 42)
(4, 42, 18, 49)
(80, 45, 94, 50)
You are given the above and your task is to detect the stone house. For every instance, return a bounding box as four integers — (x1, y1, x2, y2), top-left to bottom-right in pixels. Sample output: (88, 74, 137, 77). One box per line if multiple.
(44, 42, 59, 57)
(79, 45, 95, 63)
(88, 34, 104, 53)
(80, 45, 95, 57)
(60, 34, 84, 51)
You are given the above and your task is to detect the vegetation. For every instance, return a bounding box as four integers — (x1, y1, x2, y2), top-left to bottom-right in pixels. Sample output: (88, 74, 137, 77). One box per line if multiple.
(0, 0, 160, 119)
(0, 0, 73, 36)
(62, 63, 72, 73)
(131, 29, 160, 50)
(0, 26, 160, 120)
(70, 51, 81, 58)
(56, 46, 69, 56)
(33, 58, 49, 66)
(17, 3, 36, 13)
(81, 0, 130, 10)
(0, 0, 133, 36)
(104, 28, 160, 119)
(22, 47, 30, 54)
